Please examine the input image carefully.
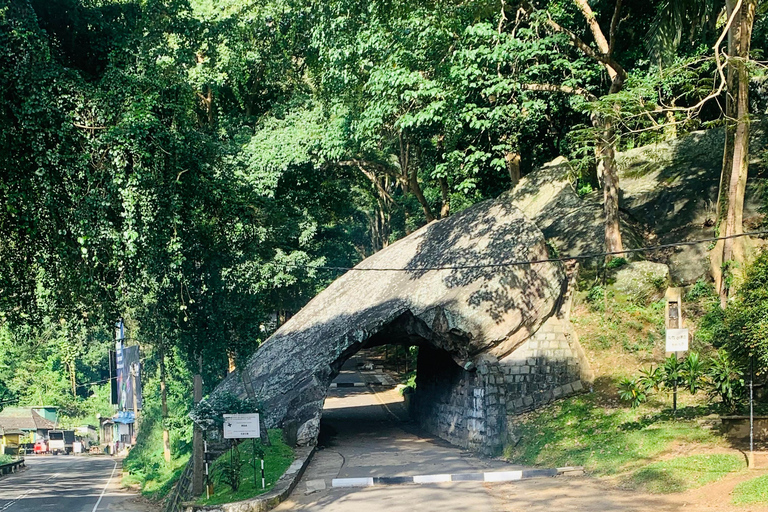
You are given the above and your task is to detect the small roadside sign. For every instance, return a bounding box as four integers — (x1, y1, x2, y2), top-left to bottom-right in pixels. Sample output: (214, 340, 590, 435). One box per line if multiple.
(223, 413, 260, 439)
(665, 328, 689, 353)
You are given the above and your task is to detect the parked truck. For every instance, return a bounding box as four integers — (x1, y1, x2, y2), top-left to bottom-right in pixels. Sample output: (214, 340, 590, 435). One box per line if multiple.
(48, 430, 75, 454)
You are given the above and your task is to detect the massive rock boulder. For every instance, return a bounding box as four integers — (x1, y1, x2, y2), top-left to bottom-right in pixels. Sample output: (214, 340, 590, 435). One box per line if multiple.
(214, 198, 566, 445)
(505, 124, 767, 284)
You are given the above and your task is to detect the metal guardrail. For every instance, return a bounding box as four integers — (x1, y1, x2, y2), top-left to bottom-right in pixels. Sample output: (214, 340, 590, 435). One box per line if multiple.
(164, 458, 194, 512)
(0, 458, 25, 476)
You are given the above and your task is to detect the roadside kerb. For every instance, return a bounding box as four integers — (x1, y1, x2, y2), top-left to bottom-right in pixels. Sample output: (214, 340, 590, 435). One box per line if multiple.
(182, 445, 315, 512)
(0, 458, 26, 476)
(331, 466, 583, 488)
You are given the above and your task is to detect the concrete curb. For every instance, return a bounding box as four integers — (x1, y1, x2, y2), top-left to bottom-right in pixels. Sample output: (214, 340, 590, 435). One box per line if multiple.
(331, 466, 583, 488)
(183, 445, 315, 512)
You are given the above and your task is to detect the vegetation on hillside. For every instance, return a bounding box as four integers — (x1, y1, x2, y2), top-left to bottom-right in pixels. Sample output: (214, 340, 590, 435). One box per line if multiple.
(195, 430, 293, 507)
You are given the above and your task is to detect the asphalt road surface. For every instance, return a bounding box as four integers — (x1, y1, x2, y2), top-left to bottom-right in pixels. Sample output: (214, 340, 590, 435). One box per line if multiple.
(275, 354, 516, 511)
(0, 456, 154, 512)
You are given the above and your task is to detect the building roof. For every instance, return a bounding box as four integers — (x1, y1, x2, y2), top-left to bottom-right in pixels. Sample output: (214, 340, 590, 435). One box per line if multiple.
(0, 408, 57, 431)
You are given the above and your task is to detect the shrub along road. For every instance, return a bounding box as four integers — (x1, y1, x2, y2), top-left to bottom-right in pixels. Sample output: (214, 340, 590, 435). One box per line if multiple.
(0, 455, 156, 512)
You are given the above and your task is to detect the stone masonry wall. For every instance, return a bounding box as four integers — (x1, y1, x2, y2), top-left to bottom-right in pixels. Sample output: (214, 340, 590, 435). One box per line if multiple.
(412, 266, 593, 455)
(499, 316, 586, 415)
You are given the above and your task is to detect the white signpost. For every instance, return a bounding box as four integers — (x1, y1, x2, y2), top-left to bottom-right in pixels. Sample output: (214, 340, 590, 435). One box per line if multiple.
(222, 413, 264, 488)
(223, 413, 260, 439)
(665, 328, 689, 353)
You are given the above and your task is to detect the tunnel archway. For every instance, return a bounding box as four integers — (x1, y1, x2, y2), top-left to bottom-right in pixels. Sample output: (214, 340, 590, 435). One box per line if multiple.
(212, 197, 592, 454)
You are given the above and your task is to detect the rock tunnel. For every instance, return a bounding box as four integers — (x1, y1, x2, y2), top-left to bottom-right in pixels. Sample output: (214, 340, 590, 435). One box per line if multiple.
(212, 197, 593, 454)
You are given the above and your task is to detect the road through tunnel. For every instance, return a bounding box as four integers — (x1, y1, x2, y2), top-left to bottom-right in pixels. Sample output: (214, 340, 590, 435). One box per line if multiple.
(210, 196, 591, 455)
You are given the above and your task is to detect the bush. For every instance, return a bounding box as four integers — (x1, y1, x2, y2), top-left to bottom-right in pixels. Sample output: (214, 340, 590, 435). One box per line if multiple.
(685, 279, 716, 301)
(606, 257, 628, 270)
(618, 377, 647, 408)
(618, 352, 710, 410)
(586, 285, 605, 310)
(707, 350, 744, 412)
(218, 446, 244, 492)
(720, 252, 768, 369)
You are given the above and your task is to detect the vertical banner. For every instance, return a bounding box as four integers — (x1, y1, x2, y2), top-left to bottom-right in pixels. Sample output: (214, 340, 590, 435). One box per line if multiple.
(109, 350, 118, 405)
(120, 345, 142, 411)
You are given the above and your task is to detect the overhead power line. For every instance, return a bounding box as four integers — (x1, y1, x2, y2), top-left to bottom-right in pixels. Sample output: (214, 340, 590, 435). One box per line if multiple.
(278, 230, 768, 272)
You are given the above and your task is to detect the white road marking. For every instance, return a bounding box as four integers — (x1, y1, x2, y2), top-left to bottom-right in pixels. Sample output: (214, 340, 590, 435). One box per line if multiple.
(91, 461, 118, 512)
(0, 472, 59, 511)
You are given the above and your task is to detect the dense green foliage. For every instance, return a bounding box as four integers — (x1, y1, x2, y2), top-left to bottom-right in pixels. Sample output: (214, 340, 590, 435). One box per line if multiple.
(1, 0, 768, 499)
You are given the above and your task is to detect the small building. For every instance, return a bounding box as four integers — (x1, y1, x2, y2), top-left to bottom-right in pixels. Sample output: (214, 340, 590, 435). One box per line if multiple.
(0, 407, 57, 444)
(75, 424, 98, 447)
(0, 427, 23, 455)
(100, 411, 135, 453)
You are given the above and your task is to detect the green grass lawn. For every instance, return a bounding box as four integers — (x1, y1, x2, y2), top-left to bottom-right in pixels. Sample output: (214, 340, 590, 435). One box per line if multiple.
(732, 474, 768, 505)
(505, 393, 725, 476)
(196, 429, 293, 507)
(628, 454, 745, 493)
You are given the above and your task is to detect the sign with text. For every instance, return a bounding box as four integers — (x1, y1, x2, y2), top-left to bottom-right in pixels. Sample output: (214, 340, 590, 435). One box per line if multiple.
(665, 328, 689, 352)
(223, 413, 260, 439)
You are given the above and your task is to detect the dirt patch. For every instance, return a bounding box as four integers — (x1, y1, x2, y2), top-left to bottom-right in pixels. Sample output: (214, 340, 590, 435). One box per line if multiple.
(489, 469, 768, 512)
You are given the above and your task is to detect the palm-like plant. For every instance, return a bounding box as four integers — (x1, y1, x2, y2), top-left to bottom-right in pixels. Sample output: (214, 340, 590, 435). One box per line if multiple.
(683, 351, 707, 395)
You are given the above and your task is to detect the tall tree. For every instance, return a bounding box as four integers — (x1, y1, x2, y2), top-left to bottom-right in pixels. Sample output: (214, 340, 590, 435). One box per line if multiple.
(650, 0, 761, 305)
(517, 0, 629, 256)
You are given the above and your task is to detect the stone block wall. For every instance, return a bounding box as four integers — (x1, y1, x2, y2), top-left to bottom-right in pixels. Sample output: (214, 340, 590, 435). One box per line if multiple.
(411, 266, 593, 455)
(499, 316, 586, 416)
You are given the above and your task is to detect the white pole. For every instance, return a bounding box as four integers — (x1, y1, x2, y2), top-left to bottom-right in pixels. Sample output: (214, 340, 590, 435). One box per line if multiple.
(261, 459, 265, 489)
(750, 356, 754, 468)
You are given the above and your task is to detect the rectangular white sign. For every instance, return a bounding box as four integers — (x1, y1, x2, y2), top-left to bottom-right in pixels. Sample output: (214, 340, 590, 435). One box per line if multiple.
(666, 328, 689, 352)
(223, 413, 260, 439)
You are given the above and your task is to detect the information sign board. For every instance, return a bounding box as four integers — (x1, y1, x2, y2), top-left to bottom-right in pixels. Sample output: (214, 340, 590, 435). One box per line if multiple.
(223, 413, 260, 439)
(665, 328, 689, 353)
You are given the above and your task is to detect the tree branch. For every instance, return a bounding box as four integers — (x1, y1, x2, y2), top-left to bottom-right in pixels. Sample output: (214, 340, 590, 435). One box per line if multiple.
(574, 0, 610, 55)
(608, 0, 623, 55)
(544, 16, 627, 80)
(521, 83, 598, 102)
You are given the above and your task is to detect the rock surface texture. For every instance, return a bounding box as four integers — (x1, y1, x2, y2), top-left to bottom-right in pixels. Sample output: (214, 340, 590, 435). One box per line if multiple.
(504, 124, 767, 284)
(213, 198, 579, 451)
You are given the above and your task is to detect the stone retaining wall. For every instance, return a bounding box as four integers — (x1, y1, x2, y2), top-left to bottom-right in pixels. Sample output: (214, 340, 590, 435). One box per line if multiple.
(412, 267, 593, 455)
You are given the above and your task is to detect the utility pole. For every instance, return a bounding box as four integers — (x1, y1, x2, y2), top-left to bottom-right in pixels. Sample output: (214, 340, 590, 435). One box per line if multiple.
(192, 355, 204, 496)
(131, 362, 139, 444)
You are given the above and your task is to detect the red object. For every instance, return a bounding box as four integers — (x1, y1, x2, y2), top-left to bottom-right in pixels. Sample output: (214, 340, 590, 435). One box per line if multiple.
(33, 440, 47, 454)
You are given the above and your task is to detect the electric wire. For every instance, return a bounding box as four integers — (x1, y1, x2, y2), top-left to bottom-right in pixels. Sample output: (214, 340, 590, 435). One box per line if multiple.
(277, 230, 768, 272)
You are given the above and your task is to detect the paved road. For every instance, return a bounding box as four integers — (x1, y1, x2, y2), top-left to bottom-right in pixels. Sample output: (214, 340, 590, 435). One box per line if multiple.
(275, 354, 519, 511)
(0, 456, 154, 512)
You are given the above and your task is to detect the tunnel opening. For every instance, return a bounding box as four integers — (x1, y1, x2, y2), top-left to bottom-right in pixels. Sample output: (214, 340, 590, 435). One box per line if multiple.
(317, 309, 501, 456)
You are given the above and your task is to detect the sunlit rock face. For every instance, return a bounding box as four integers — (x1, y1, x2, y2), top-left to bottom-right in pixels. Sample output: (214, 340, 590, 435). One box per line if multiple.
(213, 198, 566, 446)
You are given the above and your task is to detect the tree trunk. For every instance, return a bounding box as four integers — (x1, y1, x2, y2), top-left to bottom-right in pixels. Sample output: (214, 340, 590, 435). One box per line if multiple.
(160, 346, 171, 463)
(712, 0, 756, 307)
(399, 133, 435, 222)
(594, 111, 623, 258)
(505, 152, 521, 189)
(438, 177, 450, 218)
(409, 167, 436, 222)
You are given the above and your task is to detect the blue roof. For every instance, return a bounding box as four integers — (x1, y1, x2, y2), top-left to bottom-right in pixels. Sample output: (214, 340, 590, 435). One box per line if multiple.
(113, 411, 135, 424)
